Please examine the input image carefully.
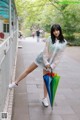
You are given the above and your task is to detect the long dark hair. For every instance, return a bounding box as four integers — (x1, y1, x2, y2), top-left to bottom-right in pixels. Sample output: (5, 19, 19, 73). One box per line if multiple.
(51, 24, 65, 44)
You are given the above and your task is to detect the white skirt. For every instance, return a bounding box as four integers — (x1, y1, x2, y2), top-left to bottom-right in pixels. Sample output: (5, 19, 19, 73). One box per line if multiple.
(34, 52, 51, 72)
(34, 52, 45, 67)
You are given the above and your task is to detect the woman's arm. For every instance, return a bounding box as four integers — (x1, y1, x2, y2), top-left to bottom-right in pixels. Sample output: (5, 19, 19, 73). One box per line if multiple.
(43, 38, 50, 66)
(50, 49, 64, 69)
(50, 40, 67, 69)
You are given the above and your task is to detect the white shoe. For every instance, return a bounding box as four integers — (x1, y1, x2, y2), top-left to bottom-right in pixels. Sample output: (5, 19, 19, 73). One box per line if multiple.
(9, 82, 18, 89)
(42, 98, 49, 107)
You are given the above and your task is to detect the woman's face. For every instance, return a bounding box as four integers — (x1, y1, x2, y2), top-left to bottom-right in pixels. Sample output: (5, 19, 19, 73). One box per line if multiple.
(53, 30, 60, 38)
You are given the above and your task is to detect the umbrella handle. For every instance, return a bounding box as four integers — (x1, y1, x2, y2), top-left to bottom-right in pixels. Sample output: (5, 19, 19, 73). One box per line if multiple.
(51, 68, 53, 77)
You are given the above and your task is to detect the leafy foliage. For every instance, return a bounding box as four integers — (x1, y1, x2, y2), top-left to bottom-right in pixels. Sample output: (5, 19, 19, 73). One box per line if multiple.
(15, 0, 80, 45)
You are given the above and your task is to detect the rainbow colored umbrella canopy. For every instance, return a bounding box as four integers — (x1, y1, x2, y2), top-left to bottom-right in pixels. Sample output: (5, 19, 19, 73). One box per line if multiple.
(43, 72, 60, 109)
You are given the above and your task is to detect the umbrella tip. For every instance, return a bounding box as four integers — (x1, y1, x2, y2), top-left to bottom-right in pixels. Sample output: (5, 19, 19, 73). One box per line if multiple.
(51, 107, 53, 110)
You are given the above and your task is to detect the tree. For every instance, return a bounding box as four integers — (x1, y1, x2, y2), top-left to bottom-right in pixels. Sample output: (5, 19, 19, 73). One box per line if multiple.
(15, 0, 80, 45)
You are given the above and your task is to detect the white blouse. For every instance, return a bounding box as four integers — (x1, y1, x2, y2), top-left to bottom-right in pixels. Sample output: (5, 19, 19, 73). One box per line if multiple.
(35, 36, 67, 71)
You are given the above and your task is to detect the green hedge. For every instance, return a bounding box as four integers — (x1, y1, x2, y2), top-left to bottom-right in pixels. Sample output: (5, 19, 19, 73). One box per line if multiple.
(64, 33, 80, 46)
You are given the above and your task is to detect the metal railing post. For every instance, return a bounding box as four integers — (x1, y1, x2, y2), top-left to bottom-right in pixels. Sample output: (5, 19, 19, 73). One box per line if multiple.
(9, 0, 12, 36)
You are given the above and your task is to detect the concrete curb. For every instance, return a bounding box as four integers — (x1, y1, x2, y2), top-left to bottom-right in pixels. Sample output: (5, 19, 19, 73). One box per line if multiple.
(3, 43, 18, 120)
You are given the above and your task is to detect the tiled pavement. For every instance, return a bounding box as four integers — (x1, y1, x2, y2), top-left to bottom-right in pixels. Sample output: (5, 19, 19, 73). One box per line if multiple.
(12, 38, 80, 120)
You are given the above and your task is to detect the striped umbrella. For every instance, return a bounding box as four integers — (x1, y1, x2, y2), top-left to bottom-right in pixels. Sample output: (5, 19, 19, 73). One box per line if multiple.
(43, 72, 60, 109)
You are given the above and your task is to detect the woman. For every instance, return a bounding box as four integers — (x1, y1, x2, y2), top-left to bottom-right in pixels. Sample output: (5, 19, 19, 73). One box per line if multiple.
(9, 24, 67, 107)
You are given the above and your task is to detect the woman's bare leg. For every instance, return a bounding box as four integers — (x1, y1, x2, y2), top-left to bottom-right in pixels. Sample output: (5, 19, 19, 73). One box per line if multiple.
(15, 62, 38, 85)
(43, 69, 49, 98)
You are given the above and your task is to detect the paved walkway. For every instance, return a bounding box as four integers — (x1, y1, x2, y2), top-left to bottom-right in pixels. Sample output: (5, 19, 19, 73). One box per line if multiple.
(12, 37, 80, 120)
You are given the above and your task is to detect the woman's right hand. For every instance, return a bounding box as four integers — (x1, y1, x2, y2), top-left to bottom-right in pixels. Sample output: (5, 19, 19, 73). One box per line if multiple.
(45, 64, 51, 69)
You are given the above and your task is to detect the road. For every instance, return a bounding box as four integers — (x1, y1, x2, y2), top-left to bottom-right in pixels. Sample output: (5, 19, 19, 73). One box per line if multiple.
(12, 37, 80, 120)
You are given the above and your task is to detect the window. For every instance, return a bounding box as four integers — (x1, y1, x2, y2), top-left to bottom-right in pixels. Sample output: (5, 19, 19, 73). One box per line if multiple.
(3, 24, 9, 33)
